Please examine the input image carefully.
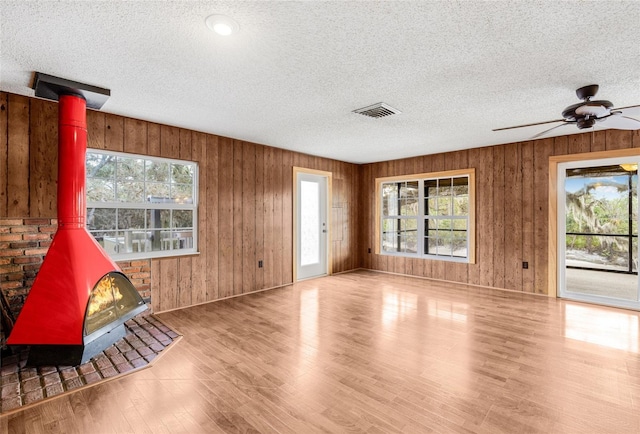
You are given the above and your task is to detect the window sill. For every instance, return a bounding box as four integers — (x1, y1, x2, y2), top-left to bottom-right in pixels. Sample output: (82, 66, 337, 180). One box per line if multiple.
(110, 249, 200, 261)
(379, 251, 470, 264)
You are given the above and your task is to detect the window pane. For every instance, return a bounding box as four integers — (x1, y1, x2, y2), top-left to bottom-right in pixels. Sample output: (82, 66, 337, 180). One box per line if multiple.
(171, 184, 194, 203)
(167, 209, 194, 250)
(146, 161, 170, 182)
(401, 219, 417, 232)
(453, 181, 468, 196)
(401, 231, 418, 253)
(437, 238, 453, 256)
(171, 163, 194, 184)
(300, 180, 320, 265)
(117, 208, 145, 230)
(437, 219, 452, 230)
(400, 219, 418, 253)
(425, 219, 435, 231)
(454, 196, 468, 216)
(382, 218, 399, 252)
(425, 179, 437, 198)
(146, 209, 165, 251)
(453, 219, 467, 230)
(116, 181, 145, 202)
(147, 209, 171, 229)
(565, 234, 630, 272)
(426, 229, 437, 255)
(102, 231, 124, 255)
(400, 181, 419, 216)
(633, 175, 637, 235)
(87, 178, 115, 202)
(427, 197, 437, 216)
(147, 183, 171, 201)
(438, 178, 452, 198)
(87, 153, 115, 179)
(566, 168, 630, 235)
(384, 182, 419, 217)
(383, 231, 399, 253)
(382, 183, 398, 216)
(453, 233, 467, 257)
(383, 218, 398, 234)
(87, 208, 116, 232)
(437, 196, 452, 216)
(634, 237, 638, 273)
(172, 210, 193, 229)
(117, 157, 145, 181)
(121, 229, 152, 253)
(383, 230, 398, 250)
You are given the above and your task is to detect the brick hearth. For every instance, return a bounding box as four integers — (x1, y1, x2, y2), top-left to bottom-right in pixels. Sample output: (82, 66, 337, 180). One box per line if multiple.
(0, 313, 179, 413)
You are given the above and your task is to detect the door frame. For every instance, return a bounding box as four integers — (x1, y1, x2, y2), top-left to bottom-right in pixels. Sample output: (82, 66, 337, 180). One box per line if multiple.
(549, 148, 640, 299)
(293, 167, 332, 282)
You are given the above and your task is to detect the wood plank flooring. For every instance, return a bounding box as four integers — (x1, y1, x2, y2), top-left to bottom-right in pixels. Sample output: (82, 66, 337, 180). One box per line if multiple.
(3, 270, 640, 433)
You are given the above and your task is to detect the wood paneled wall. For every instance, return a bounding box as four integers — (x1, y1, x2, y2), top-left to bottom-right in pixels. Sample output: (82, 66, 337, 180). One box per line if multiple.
(0, 93, 359, 312)
(359, 130, 640, 294)
(3, 90, 639, 305)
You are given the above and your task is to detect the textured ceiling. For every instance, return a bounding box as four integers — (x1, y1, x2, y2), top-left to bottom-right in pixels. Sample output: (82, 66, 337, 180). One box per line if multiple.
(1, 1, 639, 164)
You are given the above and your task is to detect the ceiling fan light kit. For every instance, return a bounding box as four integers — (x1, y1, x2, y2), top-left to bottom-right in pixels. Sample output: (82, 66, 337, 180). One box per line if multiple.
(493, 84, 640, 138)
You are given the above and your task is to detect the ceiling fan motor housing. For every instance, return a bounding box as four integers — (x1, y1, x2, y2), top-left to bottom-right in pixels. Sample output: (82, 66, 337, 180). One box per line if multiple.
(563, 84, 613, 123)
(576, 84, 599, 101)
(577, 118, 596, 129)
(562, 100, 613, 121)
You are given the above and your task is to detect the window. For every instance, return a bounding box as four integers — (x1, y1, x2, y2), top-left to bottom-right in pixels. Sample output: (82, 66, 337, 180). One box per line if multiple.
(86, 150, 198, 260)
(377, 169, 475, 263)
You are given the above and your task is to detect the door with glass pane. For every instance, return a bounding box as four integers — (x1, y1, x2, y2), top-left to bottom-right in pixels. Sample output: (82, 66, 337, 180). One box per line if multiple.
(295, 170, 330, 281)
(558, 157, 640, 309)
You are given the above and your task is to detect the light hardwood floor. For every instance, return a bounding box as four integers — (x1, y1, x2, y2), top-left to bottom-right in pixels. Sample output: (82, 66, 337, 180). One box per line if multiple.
(3, 270, 640, 433)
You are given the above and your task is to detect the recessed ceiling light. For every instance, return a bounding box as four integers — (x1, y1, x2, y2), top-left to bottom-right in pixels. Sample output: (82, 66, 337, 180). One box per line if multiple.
(205, 14, 239, 36)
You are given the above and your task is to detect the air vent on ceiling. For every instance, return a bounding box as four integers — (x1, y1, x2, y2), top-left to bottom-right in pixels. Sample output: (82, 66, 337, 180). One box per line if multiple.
(353, 102, 401, 118)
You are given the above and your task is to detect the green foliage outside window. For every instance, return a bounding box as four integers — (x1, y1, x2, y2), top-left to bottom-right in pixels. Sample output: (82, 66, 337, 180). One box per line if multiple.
(86, 151, 197, 258)
(565, 166, 637, 272)
(381, 175, 470, 260)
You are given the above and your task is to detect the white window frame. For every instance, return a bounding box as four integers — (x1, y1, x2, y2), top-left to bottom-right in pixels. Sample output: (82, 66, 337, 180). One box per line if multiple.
(375, 169, 475, 263)
(86, 149, 198, 260)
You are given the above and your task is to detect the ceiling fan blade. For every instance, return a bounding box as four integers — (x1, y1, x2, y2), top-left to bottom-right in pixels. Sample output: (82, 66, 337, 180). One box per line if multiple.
(601, 113, 640, 130)
(492, 118, 566, 132)
(612, 104, 640, 111)
(531, 122, 573, 139)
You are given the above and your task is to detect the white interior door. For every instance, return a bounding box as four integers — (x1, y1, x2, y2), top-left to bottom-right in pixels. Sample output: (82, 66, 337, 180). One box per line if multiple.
(296, 171, 329, 281)
(558, 156, 640, 310)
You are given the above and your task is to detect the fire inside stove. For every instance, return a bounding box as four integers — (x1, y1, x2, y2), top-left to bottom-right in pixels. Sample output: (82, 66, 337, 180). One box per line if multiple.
(85, 272, 143, 336)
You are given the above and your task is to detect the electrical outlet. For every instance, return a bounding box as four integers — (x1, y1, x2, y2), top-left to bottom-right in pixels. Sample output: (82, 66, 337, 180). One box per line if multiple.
(258, 260, 263, 268)
(522, 261, 528, 269)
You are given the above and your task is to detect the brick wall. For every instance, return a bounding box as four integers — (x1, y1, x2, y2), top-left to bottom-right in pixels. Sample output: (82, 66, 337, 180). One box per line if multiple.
(119, 260, 151, 302)
(0, 218, 152, 322)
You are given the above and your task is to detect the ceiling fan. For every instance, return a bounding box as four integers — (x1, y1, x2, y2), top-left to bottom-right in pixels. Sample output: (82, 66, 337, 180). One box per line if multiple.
(493, 85, 640, 139)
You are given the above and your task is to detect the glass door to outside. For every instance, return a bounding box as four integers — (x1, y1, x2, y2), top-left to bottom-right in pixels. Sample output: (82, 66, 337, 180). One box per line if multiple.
(296, 171, 329, 281)
(558, 157, 639, 310)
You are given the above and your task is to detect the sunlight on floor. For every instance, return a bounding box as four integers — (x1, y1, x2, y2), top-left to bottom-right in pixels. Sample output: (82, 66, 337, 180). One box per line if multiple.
(564, 304, 639, 352)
